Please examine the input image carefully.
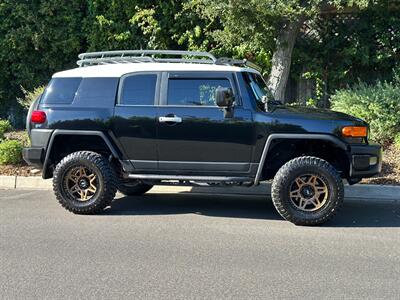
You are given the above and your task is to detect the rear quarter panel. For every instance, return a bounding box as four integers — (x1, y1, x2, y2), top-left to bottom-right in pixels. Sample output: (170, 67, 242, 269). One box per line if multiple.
(35, 77, 119, 131)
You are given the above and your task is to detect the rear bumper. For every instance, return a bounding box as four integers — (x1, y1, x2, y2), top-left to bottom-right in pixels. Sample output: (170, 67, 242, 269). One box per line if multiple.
(22, 147, 44, 168)
(349, 143, 382, 179)
(23, 129, 53, 169)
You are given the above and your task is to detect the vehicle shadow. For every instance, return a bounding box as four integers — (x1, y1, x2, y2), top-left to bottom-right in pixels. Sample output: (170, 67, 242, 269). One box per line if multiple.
(106, 193, 281, 221)
(104, 192, 400, 228)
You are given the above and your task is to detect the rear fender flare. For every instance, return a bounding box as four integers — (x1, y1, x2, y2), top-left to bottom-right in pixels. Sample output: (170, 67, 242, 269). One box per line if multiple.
(42, 130, 121, 179)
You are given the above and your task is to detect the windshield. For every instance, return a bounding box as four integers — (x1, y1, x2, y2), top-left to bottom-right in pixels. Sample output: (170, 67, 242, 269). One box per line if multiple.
(243, 72, 274, 111)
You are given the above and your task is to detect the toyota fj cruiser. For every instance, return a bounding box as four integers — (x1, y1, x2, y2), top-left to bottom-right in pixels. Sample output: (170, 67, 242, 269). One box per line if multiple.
(23, 50, 382, 225)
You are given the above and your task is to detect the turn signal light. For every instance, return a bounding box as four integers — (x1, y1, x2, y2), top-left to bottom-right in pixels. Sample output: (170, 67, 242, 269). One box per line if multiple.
(341, 126, 367, 137)
(31, 110, 47, 124)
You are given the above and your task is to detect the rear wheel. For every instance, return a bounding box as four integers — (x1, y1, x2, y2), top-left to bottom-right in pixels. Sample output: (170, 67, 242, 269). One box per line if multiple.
(53, 151, 117, 214)
(271, 156, 344, 226)
(118, 180, 153, 196)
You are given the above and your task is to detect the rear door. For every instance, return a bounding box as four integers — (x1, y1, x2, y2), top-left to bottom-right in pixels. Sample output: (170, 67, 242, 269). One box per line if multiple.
(156, 71, 256, 175)
(112, 72, 160, 171)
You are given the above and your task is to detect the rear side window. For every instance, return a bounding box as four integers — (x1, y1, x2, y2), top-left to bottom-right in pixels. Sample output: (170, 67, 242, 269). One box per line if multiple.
(74, 78, 119, 107)
(120, 74, 157, 105)
(41, 78, 82, 105)
(167, 78, 231, 106)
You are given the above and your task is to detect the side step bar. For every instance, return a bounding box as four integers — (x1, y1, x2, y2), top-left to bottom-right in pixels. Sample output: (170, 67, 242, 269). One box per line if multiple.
(127, 174, 253, 182)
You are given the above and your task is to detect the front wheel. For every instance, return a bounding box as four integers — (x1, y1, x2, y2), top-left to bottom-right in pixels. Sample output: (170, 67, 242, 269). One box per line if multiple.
(53, 151, 117, 214)
(271, 156, 344, 226)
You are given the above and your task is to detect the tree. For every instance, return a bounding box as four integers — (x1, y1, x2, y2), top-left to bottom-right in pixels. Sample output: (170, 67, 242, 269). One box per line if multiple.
(0, 0, 392, 126)
(0, 0, 86, 119)
(293, 1, 400, 105)
(84, 0, 188, 51)
(189, 0, 372, 101)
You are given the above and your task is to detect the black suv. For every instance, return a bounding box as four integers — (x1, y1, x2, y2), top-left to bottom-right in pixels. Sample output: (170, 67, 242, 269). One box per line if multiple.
(23, 50, 382, 225)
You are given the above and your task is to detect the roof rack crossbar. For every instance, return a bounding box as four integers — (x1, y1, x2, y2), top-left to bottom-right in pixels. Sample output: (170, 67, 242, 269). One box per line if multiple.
(153, 58, 214, 64)
(77, 56, 155, 66)
(77, 50, 217, 67)
(215, 57, 262, 72)
(77, 50, 262, 71)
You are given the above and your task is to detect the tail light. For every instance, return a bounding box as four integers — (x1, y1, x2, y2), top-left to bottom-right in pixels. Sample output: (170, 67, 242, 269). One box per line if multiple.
(31, 110, 47, 124)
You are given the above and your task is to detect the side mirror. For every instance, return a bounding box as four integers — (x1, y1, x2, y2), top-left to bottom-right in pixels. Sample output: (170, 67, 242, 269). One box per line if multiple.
(215, 87, 234, 108)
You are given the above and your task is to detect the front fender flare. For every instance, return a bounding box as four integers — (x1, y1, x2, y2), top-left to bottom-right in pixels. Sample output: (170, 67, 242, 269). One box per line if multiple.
(253, 133, 348, 185)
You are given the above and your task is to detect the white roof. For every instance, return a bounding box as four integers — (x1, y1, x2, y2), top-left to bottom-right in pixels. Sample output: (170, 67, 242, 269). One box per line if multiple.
(53, 63, 259, 78)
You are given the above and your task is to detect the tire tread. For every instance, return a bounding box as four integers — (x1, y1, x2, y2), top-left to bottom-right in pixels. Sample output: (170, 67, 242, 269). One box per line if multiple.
(271, 156, 344, 226)
(53, 151, 117, 214)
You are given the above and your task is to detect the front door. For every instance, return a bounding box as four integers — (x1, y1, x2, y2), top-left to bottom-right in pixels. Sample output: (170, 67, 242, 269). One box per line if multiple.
(156, 72, 256, 175)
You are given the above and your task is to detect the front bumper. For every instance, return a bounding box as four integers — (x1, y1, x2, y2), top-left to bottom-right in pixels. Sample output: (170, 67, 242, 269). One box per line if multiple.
(22, 147, 45, 168)
(349, 143, 382, 179)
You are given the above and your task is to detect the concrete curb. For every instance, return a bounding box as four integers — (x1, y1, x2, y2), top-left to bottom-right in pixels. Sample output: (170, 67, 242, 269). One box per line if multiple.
(16, 176, 53, 190)
(0, 175, 17, 189)
(1, 175, 399, 203)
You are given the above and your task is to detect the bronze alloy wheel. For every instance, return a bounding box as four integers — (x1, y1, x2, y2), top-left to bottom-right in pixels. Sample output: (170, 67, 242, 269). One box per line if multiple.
(53, 151, 118, 214)
(65, 166, 98, 201)
(271, 156, 344, 225)
(289, 174, 328, 212)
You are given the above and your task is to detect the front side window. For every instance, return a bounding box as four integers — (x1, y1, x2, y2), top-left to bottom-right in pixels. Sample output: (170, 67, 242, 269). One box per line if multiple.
(41, 78, 82, 105)
(167, 78, 232, 106)
(243, 72, 274, 110)
(120, 74, 157, 105)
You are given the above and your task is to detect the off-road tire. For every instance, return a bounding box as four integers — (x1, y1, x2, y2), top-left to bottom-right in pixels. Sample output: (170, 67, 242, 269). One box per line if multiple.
(118, 181, 153, 196)
(53, 151, 117, 214)
(271, 156, 344, 226)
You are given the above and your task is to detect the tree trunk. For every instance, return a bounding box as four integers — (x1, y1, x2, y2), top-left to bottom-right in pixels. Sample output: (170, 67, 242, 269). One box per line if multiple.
(267, 17, 305, 102)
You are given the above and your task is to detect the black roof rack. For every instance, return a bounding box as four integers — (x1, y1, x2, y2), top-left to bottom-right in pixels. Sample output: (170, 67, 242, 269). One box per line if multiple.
(77, 50, 261, 71)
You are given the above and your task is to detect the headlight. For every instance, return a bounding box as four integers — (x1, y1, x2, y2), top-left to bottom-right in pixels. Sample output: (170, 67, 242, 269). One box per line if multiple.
(341, 126, 368, 138)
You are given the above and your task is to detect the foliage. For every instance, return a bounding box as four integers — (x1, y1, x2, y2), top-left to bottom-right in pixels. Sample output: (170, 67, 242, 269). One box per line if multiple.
(188, 0, 373, 75)
(395, 134, 400, 150)
(0, 140, 23, 165)
(0, 0, 398, 125)
(18, 86, 46, 110)
(292, 2, 400, 104)
(0, 119, 11, 140)
(4, 131, 30, 147)
(331, 73, 400, 144)
(0, 1, 194, 126)
(0, 0, 86, 121)
(85, 1, 187, 51)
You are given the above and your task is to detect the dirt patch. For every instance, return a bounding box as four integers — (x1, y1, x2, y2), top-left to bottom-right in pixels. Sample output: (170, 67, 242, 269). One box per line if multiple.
(0, 164, 41, 177)
(362, 144, 400, 185)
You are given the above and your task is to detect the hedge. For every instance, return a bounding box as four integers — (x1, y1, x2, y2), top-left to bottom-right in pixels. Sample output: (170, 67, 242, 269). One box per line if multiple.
(331, 77, 400, 144)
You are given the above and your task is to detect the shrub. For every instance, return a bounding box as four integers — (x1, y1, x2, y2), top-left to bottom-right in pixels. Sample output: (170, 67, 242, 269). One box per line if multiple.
(4, 130, 30, 147)
(395, 134, 400, 150)
(17, 86, 46, 110)
(331, 79, 400, 144)
(0, 140, 23, 165)
(0, 119, 11, 140)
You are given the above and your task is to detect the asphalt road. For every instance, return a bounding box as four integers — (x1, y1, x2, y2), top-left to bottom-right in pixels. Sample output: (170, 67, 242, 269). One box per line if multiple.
(1, 189, 399, 299)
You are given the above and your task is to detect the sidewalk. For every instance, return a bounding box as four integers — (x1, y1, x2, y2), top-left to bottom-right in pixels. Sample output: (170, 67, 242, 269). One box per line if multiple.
(1, 175, 399, 203)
